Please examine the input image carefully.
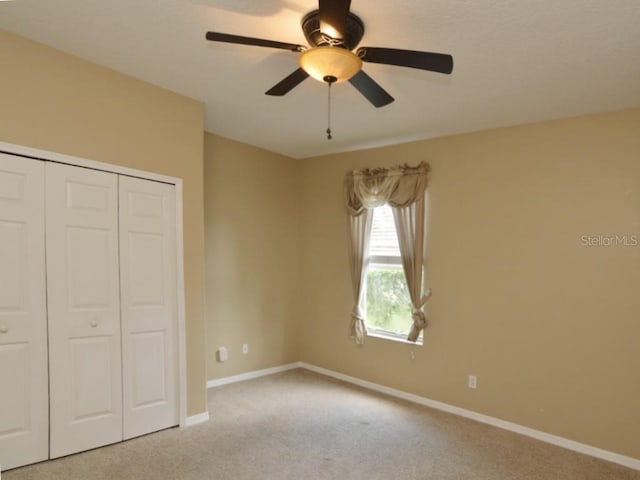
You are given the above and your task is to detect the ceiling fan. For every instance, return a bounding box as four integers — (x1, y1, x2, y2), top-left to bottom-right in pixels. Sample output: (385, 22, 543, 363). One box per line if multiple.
(205, 0, 453, 108)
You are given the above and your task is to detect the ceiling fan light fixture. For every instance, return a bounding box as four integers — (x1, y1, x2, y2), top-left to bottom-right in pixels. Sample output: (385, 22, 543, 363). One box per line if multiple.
(299, 46, 362, 83)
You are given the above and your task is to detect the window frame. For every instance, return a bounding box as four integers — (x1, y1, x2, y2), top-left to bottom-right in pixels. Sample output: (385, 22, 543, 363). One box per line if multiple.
(363, 205, 424, 345)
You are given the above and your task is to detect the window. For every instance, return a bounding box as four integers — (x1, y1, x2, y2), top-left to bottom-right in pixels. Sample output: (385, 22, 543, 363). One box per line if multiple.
(344, 161, 430, 344)
(365, 204, 419, 342)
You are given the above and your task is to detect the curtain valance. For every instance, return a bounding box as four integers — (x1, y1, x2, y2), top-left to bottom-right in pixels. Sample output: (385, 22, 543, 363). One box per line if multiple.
(344, 162, 430, 216)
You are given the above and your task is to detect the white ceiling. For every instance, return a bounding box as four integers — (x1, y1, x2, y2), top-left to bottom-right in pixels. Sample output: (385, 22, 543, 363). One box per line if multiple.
(1, 0, 639, 159)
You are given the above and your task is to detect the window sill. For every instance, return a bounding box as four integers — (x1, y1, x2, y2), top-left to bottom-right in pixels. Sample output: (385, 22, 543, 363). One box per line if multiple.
(367, 329, 423, 346)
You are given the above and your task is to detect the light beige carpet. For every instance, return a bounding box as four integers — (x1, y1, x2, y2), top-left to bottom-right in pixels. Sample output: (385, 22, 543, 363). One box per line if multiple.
(4, 368, 639, 479)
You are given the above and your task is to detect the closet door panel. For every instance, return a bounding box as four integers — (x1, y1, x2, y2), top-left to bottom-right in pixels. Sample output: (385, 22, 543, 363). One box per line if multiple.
(0, 154, 48, 471)
(46, 163, 122, 458)
(120, 176, 178, 439)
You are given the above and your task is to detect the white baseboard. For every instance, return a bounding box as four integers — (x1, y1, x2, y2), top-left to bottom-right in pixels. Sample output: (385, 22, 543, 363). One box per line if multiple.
(298, 362, 640, 472)
(206, 363, 300, 389)
(184, 411, 210, 427)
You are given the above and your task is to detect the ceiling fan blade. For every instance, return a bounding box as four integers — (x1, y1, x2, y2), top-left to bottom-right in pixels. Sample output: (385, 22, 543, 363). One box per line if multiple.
(356, 47, 454, 74)
(206, 32, 304, 52)
(265, 68, 310, 96)
(349, 71, 394, 108)
(318, 0, 351, 39)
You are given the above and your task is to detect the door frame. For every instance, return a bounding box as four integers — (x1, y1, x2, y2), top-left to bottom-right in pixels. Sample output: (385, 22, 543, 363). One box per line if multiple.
(0, 141, 189, 428)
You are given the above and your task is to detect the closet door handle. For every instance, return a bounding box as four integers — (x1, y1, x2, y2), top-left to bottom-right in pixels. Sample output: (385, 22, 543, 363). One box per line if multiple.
(0, 326, 8, 334)
(90, 320, 99, 328)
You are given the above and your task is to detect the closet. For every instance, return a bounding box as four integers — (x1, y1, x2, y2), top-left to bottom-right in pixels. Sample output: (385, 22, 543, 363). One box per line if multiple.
(0, 153, 180, 470)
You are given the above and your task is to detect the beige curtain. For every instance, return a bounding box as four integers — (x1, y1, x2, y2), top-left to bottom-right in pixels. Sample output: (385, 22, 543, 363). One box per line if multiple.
(391, 199, 432, 341)
(344, 162, 431, 343)
(346, 209, 373, 344)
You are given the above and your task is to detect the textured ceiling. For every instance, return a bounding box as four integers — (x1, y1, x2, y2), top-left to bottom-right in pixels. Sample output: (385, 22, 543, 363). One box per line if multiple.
(1, 0, 639, 158)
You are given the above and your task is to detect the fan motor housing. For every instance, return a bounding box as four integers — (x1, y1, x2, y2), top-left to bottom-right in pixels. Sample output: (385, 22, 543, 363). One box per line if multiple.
(302, 10, 365, 51)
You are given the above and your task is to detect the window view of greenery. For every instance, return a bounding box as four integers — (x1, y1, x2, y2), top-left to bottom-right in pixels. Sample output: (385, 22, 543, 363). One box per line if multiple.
(365, 266, 412, 334)
(365, 205, 414, 337)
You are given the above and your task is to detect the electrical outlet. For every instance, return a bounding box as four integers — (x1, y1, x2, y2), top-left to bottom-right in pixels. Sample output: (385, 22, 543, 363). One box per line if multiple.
(242, 344, 248, 355)
(468, 375, 477, 389)
(217, 347, 228, 363)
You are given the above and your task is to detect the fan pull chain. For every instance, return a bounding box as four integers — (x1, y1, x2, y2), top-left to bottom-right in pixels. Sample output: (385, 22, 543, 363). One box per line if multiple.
(326, 81, 332, 140)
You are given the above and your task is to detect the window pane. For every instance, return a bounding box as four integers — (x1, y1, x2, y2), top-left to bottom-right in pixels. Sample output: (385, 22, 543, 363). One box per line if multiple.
(365, 265, 412, 335)
(369, 205, 399, 257)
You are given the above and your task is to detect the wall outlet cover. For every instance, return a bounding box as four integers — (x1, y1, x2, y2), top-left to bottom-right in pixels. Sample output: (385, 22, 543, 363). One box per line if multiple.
(218, 347, 228, 362)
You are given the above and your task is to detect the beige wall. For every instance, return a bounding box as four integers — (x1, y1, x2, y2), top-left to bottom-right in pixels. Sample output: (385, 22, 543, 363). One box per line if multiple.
(204, 133, 299, 379)
(0, 30, 207, 416)
(298, 108, 640, 459)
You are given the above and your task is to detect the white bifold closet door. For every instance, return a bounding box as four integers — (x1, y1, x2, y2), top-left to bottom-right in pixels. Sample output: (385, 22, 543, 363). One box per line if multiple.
(119, 176, 178, 440)
(46, 162, 123, 458)
(1, 157, 178, 465)
(0, 154, 48, 471)
(46, 163, 178, 459)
